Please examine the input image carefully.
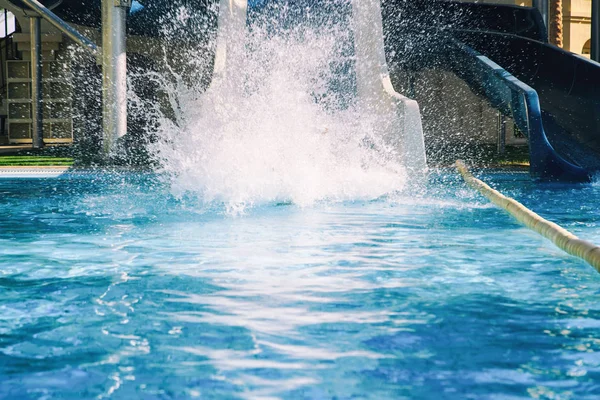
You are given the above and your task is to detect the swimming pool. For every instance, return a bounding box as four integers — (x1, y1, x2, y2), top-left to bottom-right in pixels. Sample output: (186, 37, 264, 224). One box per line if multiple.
(1, 171, 599, 399)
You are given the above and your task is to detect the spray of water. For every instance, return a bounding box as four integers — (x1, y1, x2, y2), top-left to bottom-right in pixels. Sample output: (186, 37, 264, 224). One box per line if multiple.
(146, 1, 410, 214)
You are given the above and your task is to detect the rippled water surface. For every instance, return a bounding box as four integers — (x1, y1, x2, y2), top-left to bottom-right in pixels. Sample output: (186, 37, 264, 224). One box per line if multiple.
(1, 171, 599, 399)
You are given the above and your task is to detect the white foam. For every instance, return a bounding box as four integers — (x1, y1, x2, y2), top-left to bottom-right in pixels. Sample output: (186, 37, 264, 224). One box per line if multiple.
(149, 6, 410, 214)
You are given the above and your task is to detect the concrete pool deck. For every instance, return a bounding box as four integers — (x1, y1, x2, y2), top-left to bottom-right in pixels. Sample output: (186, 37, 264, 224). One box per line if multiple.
(0, 165, 71, 178)
(0, 145, 35, 155)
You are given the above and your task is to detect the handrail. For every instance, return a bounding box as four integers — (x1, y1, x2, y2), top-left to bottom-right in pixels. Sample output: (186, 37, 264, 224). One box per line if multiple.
(456, 160, 600, 273)
(16, 0, 99, 56)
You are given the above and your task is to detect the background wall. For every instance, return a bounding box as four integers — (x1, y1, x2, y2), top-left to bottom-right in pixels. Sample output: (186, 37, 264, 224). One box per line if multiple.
(456, 0, 592, 56)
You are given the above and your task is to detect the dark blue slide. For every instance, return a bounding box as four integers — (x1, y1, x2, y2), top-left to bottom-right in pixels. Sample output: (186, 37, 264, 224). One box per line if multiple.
(383, 0, 600, 182)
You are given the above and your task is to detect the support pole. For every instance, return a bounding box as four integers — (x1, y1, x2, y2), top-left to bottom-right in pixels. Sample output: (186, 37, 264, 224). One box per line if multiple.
(101, 0, 129, 155)
(548, 0, 563, 47)
(533, 0, 549, 37)
(5, 9, 9, 60)
(30, 16, 43, 149)
(497, 112, 506, 155)
(593, 0, 600, 62)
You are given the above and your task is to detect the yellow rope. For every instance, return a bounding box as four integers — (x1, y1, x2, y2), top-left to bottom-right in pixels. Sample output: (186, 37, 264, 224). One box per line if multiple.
(455, 160, 600, 273)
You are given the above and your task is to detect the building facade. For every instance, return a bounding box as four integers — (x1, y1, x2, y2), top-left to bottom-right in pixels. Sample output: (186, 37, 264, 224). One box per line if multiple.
(563, 0, 593, 56)
(460, 0, 593, 56)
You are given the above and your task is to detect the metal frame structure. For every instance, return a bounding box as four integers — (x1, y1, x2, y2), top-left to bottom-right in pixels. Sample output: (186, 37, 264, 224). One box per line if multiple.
(29, 15, 41, 148)
(14, 0, 127, 155)
(17, 0, 98, 54)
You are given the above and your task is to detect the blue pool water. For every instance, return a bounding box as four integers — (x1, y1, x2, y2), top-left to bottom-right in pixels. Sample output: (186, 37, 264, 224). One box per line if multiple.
(1, 171, 599, 399)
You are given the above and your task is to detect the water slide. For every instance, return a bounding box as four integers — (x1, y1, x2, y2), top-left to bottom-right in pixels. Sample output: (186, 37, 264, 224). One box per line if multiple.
(213, 0, 427, 174)
(351, 0, 427, 173)
(383, 0, 600, 182)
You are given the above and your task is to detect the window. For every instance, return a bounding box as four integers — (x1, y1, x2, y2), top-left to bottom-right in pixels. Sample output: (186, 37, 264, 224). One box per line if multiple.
(583, 39, 591, 55)
(0, 10, 16, 38)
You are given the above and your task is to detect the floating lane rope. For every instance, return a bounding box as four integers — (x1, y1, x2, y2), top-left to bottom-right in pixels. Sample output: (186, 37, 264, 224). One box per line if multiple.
(455, 160, 600, 273)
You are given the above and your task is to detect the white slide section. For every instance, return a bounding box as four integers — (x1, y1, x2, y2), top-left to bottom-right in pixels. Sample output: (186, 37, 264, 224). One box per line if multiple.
(352, 0, 427, 173)
(210, 0, 427, 173)
(211, 0, 248, 85)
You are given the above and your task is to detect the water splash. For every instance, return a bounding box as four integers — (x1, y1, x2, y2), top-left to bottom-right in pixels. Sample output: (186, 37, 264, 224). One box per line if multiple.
(149, 2, 410, 214)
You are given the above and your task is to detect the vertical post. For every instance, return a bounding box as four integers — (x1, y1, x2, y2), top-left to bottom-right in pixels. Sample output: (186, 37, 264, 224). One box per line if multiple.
(30, 16, 43, 149)
(533, 0, 549, 35)
(211, 0, 248, 85)
(497, 112, 506, 155)
(548, 0, 563, 47)
(592, 0, 600, 62)
(102, 0, 129, 155)
(3, 9, 8, 139)
(5, 9, 9, 60)
(542, 0, 549, 29)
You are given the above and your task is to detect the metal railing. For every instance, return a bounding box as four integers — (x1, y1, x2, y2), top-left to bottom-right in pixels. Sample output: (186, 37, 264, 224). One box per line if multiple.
(17, 0, 98, 56)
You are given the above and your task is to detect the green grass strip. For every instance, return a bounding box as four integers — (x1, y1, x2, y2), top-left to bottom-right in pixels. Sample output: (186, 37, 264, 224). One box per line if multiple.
(0, 155, 73, 166)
